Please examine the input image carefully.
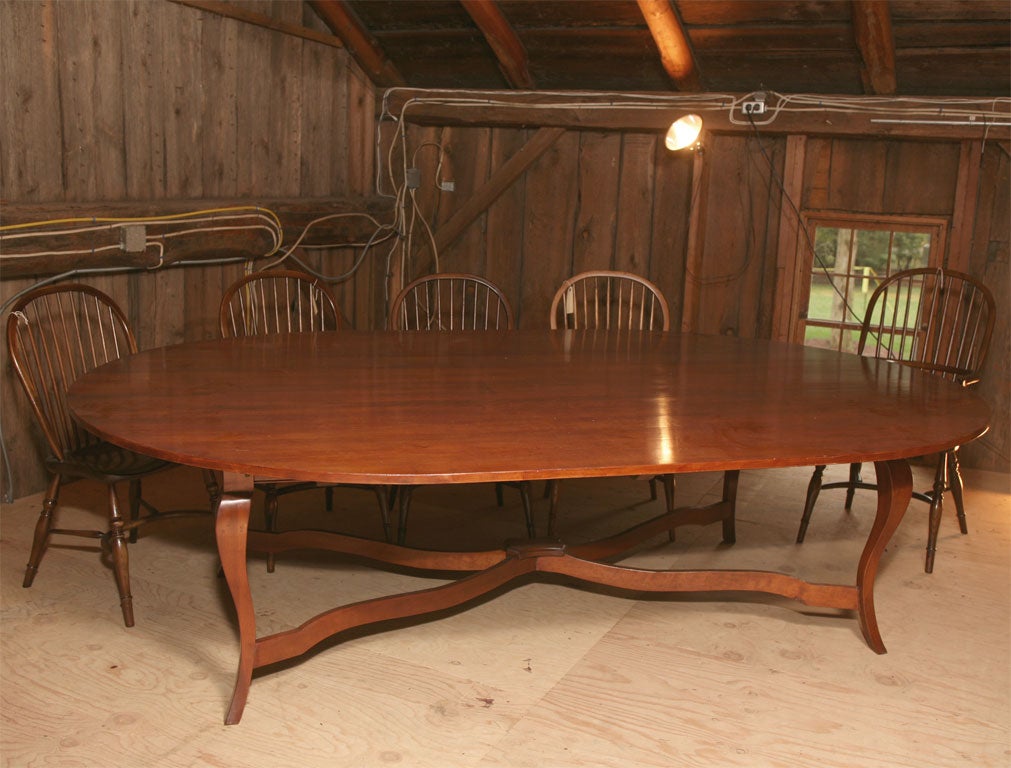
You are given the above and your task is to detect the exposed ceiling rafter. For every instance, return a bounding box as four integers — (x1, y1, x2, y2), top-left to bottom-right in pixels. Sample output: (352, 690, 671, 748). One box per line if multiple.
(168, 0, 346, 49)
(460, 0, 535, 89)
(636, 0, 701, 91)
(851, 0, 897, 95)
(309, 0, 405, 87)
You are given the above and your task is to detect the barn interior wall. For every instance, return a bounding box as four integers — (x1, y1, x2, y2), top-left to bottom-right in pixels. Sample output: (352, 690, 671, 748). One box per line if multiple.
(2, 2, 1007, 499)
(0, 0, 379, 497)
(392, 124, 1009, 472)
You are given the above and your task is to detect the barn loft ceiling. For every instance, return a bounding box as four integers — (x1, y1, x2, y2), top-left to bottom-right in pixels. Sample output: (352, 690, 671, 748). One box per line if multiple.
(304, 0, 1010, 98)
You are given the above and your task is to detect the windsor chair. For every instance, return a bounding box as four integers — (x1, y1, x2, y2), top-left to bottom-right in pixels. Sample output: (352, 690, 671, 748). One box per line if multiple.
(796, 267, 996, 572)
(7, 284, 219, 626)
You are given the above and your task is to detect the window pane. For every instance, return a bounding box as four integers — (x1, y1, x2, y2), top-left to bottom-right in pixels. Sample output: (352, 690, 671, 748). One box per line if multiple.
(853, 229, 889, 271)
(893, 232, 931, 270)
(803, 323, 836, 350)
(807, 273, 837, 321)
(804, 219, 940, 356)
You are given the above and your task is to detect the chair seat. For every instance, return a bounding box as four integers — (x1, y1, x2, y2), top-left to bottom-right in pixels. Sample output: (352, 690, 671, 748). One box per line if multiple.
(47, 442, 173, 482)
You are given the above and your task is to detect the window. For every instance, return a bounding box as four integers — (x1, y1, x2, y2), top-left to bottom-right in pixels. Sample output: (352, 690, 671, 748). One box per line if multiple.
(800, 215, 947, 354)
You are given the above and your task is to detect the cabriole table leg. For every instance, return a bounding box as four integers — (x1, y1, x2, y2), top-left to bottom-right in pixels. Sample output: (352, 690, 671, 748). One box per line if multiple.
(216, 473, 256, 725)
(857, 459, 913, 654)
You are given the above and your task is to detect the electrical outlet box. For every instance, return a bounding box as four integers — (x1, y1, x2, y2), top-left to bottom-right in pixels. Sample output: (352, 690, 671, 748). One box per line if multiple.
(742, 101, 766, 115)
(406, 168, 421, 189)
(120, 224, 146, 253)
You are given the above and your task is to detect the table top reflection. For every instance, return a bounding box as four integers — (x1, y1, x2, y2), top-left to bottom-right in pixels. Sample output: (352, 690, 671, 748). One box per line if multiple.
(68, 330, 989, 486)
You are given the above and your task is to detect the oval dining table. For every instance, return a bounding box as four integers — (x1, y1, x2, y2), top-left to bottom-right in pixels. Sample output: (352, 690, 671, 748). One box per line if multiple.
(67, 329, 990, 724)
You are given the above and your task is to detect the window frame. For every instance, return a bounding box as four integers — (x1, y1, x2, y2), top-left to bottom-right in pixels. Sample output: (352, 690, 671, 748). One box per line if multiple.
(793, 211, 949, 350)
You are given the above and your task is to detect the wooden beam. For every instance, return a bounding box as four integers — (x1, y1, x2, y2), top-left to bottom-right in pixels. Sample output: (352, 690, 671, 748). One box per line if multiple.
(460, 0, 535, 89)
(771, 135, 809, 343)
(851, 0, 897, 95)
(167, 0, 345, 50)
(636, 0, 701, 91)
(947, 140, 984, 273)
(309, 0, 405, 87)
(384, 89, 1011, 141)
(0, 197, 394, 278)
(416, 127, 565, 263)
(680, 144, 708, 333)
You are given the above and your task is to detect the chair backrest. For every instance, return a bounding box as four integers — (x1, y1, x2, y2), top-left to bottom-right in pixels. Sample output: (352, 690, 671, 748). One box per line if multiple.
(219, 269, 343, 337)
(549, 270, 670, 331)
(858, 267, 995, 384)
(389, 273, 514, 330)
(7, 284, 138, 460)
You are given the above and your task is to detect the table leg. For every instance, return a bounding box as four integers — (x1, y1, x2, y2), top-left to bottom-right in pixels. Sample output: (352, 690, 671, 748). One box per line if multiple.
(215, 473, 256, 725)
(857, 459, 912, 654)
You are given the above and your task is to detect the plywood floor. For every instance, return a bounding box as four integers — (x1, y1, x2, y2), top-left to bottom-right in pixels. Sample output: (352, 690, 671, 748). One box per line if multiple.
(1, 464, 1008, 768)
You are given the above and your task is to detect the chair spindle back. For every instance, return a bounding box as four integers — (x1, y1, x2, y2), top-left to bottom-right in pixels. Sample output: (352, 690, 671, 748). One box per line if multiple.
(550, 270, 670, 331)
(7, 284, 137, 461)
(858, 267, 995, 384)
(220, 270, 342, 338)
(390, 273, 514, 330)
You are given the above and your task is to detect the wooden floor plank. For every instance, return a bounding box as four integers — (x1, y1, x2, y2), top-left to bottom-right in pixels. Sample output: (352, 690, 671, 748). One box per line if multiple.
(1, 466, 1008, 767)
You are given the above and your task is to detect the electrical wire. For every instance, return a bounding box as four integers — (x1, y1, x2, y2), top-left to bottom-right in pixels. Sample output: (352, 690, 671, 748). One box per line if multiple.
(744, 112, 868, 329)
(0, 252, 259, 502)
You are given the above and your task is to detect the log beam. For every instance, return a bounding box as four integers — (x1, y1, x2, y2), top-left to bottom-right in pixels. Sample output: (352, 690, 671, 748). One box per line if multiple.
(309, 0, 405, 86)
(636, 0, 701, 91)
(383, 89, 1010, 141)
(460, 0, 535, 89)
(167, 0, 345, 50)
(851, 0, 897, 95)
(0, 197, 394, 279)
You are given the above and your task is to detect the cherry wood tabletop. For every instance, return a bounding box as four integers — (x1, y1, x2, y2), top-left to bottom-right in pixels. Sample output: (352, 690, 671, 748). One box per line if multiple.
(68, 330, 989, 485)
(65, 329, 990, 725)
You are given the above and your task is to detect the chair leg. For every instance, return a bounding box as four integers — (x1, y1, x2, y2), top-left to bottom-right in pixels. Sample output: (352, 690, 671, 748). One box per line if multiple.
(202, 469, 221, 513)
(397, 486, 414, 546)
(106, 484, 135, 628)
(374, 486, 393, 543)
(661, 474, 676, 542)
(325, 486, 334, 513)
(128, 480, 141, 544)
(721, 470, 738, 544)
(494, 483, 505, 507)
(947, 448, 968, 535)
(844, 462, 862, 510)
(264, 489, 279, 573)
(648, 477, 658, 501)
(797, 465, 826, 543)
(546, 480, 560, 537)
(24, 473, 61, 588)
(518, 482, 536, 539)
(925, 453, 948, 574)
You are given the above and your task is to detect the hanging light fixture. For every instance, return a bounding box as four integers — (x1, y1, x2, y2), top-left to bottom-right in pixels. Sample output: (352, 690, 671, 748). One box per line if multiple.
(665, 114, 703, 151)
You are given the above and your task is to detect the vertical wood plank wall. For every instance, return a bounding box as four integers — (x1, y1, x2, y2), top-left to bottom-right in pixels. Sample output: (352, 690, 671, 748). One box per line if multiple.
(393, 124, 1009, 472)
(2, 3, 1008, 499)
(0, 0, 377, 497)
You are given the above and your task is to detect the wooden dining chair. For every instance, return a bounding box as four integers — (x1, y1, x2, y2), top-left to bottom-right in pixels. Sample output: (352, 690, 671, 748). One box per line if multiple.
(7, 284, 219, 627)
(549, 269, 670, 332)
(220, 269, 393, 568)
(388, 273, 534, 545)
(389, 272, 514, 331)
(796, 267, 996, 572)
(546, 270, 676, 536)
(219, 268, 344, 336)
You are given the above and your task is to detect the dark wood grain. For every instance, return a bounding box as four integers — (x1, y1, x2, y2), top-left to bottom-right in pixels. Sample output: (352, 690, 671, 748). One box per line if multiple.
(66, 330, 990, 724)
(68, 331, 989, 485)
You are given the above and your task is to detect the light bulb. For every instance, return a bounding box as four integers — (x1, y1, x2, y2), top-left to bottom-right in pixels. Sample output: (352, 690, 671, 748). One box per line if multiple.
(665, 114, 703, 151)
